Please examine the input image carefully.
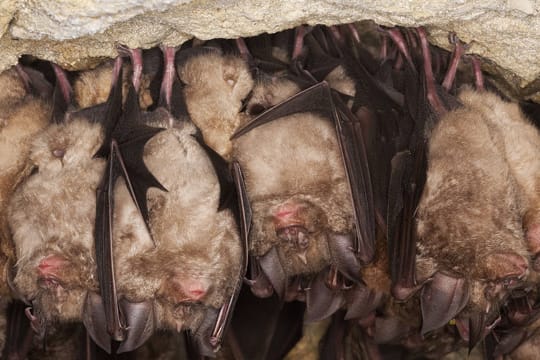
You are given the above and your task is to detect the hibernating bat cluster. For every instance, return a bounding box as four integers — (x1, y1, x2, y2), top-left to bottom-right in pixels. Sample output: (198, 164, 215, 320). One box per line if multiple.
(0, 20, 539, 360)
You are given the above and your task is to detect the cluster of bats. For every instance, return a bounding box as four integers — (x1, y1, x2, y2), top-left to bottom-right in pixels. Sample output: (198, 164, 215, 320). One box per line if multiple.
(0, 21, 540, 359)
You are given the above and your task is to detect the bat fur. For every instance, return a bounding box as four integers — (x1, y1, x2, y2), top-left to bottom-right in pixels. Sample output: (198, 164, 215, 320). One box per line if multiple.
(112, 118, 242, 333)
(177, 50, 253, 160)
(416, 88, 532, 324)
(232, 106, 354, 277)
(8, 116, 105, 325)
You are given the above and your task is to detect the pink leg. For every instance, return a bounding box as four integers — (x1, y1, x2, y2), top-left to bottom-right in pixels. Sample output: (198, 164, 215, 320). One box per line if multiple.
(471, 56, 485, 91)
(117, 45, 143, 92)
(386, 28, 414, 69)
(51, 63, 72, 105)
(292, 25, 307, 61)
(417, 27, 446, 115)
(442, 33, 467, 91)
(235, 37, 252, 64)
(347, 23, 361, 44)
(159, 45, 178, 110)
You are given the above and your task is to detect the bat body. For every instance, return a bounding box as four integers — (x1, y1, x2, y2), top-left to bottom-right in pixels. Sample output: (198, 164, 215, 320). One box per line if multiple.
(416, 88, 531, 337)
(0, 67, 51, 280)
(177, 50, 253, 159)
(8, 116, 105, 329)
(0, 66, 52, 353)
(457, 90, 540, 268)
(232, 105, 355, 291)
(110, 117, 242, 350)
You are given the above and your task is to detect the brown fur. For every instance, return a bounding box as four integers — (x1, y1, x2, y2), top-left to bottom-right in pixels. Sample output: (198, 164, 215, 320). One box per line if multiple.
(113, 120, 242, 332)
(0, 67, 51, 284)
(8, 118, 104, 323)
(246, 75, 300, 115)
(73, 60, 153, 110)
(458, 89, 540, 253)
(177, 52, 253, 160)
(232, 112, 354, 277)
(416, 88, 531, 318)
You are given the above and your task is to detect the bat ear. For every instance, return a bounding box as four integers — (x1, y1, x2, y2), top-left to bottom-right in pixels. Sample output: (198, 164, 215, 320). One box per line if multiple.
(420, 272, 469, 335)
(484, 251, 528, 280)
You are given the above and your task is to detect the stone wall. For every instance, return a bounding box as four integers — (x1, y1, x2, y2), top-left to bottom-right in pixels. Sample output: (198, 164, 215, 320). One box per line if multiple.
(1, 0, 538, 99)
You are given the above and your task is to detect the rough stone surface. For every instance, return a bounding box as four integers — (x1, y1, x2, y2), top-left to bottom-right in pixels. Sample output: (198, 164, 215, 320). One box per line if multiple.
(0, 0, 539, 98)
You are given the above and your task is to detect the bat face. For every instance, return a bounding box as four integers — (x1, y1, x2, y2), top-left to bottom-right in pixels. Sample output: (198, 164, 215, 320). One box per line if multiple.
(8, 118, 105, 325)
(177, 51, 253, 159)
(415, 88, 531, 337)
(233, 111, 354, 279)
(112, 120, 242, 335)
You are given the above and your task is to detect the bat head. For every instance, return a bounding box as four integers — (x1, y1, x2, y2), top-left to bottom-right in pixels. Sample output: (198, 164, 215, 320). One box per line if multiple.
(177, 49, 254, 158)
(29, 117, 104, 174)
(245, 76, 300, 116)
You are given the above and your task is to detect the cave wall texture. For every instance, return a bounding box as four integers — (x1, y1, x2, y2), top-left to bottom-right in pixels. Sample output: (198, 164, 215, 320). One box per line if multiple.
(0, 0, 538, 100)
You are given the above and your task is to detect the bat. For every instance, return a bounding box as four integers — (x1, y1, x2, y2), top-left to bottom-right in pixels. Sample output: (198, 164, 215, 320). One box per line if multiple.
(0, 65, 53, 354)
(415, 82, 532, 348)
(176, 47, 254, 160)
(231, 80, 376, 325)
(86, 45, 244, 355)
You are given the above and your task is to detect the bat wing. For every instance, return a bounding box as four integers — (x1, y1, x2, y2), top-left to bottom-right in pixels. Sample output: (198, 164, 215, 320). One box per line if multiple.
(92, 62, 165, 350)
(3, 300, 34, 360)
(232, 82, 376, 265)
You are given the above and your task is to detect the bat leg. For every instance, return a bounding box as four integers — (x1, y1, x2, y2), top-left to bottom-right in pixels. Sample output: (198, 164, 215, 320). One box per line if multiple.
(117, 45, 143, 92)
(116, 299, 155, 353)
(441, 33, 467, 91)
(470, 56, 485, 91)
(292, 25, 307, 61)
(417, 27, 446, 115)
(158, 45, 178, 114)
(385, 28, 413, 68)
(420, 272, 469, 335)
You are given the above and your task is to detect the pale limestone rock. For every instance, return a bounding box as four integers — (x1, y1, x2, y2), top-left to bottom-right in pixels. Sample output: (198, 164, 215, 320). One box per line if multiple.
(0, 0, 538, 98)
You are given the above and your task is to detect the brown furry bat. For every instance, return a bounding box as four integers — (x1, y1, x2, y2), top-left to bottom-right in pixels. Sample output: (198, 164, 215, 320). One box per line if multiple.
(8, 116, 105, 330)
(232, 107, 354, 286)
(416, 88, 532, 337)
(177, 50, 254, 159)
(0, 67, 51, 284)
(111, 119, 242, 344)
(0, 66, 51, 353)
